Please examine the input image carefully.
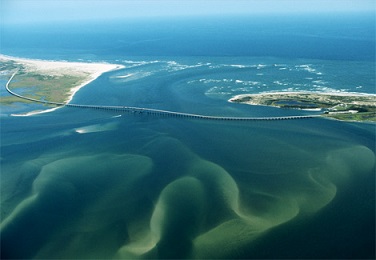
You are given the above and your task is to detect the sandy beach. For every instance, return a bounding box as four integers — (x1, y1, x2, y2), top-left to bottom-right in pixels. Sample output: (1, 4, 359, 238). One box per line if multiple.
(1, 54, 124, 115)
(228, 91, 376, 122)
(229, 91, 376, 101)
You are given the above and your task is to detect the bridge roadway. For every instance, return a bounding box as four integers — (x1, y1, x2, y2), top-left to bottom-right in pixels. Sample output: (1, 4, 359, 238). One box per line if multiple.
(5, 70, 321, 121)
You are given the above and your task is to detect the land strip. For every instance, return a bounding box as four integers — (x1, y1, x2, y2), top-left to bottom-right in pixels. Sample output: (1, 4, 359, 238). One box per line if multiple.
(229, 92, 376, 122)
(0, 54, 124, 114)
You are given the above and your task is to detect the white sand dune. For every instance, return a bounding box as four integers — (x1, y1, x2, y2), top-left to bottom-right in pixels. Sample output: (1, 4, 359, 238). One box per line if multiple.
(1, 54, 124, 115)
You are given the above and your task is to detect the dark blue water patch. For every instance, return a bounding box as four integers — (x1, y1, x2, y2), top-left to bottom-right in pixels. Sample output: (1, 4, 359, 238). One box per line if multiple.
(1, 13, 375, 61)
(239, 164, 375, 259)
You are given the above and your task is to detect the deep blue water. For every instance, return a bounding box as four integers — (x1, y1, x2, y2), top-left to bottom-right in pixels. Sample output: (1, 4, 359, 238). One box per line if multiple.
(2, 13, 375, 60)
(0, 14, 375, 259)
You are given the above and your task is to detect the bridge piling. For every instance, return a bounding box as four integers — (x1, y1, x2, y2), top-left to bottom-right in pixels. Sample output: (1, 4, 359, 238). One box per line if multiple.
(5, 70, 321, 122)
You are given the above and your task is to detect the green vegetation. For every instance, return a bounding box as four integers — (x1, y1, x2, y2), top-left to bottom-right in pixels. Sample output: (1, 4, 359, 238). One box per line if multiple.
(324, 111, 376, 122)
(1, 60, 88, 106)
(0, 60, 19, 71)
(230, 92, 376, 122)
(0, 96, 34, 106)
(8, 72, 86, 103)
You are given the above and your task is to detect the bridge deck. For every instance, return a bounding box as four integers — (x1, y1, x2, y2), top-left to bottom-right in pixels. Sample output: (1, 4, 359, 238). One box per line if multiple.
(5, 70, 321, 121)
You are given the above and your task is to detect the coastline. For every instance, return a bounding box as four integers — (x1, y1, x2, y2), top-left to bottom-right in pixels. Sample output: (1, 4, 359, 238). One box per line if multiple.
(229, 91, 376, 102)
(0, 54, 124, 116)
(11, 107, 61, 117)
(229, 91, 376, 122)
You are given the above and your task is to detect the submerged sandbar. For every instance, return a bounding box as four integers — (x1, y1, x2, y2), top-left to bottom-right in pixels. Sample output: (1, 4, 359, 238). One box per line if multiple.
(0, 54, 124, 115)
(229, 92, 376, 122)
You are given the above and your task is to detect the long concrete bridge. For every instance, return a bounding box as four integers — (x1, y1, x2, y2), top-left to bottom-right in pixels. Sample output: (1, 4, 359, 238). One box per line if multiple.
(5, 71, 321, 121)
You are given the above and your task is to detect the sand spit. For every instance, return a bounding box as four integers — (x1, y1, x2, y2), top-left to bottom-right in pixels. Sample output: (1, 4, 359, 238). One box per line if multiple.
(1, 54, 124, 115)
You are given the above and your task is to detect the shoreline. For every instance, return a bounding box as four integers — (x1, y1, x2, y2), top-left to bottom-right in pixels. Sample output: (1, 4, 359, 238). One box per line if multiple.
(229, 91, 376, 102)
(11, 107, 61, 117)
(0, 54, 124, 116)
(228, 91, 376, 122)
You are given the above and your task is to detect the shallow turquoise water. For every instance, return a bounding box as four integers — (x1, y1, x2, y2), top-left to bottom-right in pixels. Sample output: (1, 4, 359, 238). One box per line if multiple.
(1, 15, 375, 259)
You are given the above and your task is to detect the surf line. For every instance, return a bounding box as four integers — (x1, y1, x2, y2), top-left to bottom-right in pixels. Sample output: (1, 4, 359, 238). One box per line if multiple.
(5, 70, 320, 121)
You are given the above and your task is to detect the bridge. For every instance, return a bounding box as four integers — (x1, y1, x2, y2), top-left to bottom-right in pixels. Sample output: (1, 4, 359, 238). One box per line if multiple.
(5, 70, 321, 121)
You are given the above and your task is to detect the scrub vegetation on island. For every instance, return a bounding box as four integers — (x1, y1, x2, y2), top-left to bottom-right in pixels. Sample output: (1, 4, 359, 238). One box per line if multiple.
(229, 92, 376, 122)
(0, 55, 123, 114)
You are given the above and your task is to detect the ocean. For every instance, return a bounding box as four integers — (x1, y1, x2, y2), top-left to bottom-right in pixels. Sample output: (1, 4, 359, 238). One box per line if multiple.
(1, 14, 375, 259)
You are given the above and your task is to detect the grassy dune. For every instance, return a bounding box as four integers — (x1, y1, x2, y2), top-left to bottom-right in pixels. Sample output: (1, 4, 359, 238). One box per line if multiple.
(7, 71, 87, 104)
(0, 55, 122, 113)
(230, 92, 376, 122)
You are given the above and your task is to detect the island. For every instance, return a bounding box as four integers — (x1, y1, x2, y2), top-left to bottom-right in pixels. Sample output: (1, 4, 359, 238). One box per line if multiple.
(0, 54, 123, 115)
(229, 92, 376, 122)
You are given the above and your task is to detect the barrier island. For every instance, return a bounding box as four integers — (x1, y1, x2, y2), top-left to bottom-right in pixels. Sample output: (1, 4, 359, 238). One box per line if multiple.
(0, 55, 123, 115)
(229, 92, 376, 122)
